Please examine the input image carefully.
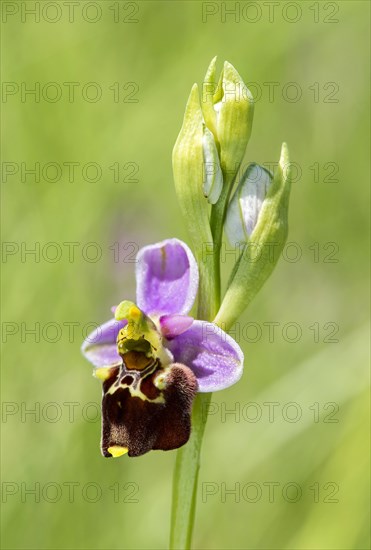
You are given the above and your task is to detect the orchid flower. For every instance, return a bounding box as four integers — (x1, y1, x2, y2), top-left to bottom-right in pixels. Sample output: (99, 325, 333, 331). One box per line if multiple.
(82, 238, 243, 458)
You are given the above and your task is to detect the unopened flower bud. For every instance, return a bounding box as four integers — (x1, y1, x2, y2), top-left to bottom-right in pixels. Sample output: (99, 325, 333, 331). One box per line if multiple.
(225, 164, 272, 245)
(202, 57, 254, 186)
(215, 143, 291, 330)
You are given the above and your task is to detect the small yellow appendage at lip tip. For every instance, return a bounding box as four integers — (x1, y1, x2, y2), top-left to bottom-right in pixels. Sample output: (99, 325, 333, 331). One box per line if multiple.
(108, 446, 129, 458)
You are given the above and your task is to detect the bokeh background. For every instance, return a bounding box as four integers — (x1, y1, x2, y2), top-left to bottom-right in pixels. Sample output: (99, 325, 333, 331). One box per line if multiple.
(1, 1, 370, 549)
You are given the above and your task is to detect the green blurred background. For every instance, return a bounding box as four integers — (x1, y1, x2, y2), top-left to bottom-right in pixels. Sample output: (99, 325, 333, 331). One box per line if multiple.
(1, 1, 370, 549)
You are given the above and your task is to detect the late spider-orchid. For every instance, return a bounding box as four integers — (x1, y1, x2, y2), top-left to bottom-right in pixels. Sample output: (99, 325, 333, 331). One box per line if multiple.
(82, 238, 243, 457)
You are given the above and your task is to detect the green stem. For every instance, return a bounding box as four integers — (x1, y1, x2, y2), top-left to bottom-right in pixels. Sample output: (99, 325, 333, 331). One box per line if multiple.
(169, 242, 219, 549)
(196, 249, 219, 321)
(169, 392, 212, 549)
(210, 173, 235, 289)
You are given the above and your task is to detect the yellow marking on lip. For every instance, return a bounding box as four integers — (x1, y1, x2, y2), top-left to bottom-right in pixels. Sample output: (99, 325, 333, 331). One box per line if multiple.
(107, 379, 165, 404)
(108, 446, 128, 458)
